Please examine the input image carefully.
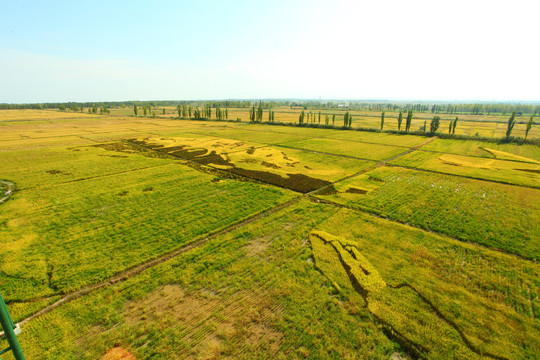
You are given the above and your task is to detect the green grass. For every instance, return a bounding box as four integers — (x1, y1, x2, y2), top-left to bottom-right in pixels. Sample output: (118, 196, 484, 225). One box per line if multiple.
(316, 166, 540, 259)
(390, 150, 540, 188)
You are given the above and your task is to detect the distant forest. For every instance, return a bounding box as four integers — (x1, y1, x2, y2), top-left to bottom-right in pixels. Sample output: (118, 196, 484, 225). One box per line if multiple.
(1, 100, 539, 116)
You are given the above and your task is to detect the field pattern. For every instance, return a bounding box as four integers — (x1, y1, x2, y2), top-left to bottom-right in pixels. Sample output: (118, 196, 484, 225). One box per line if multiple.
(0, 110, 538, 360)
(316, 166, 540, 259)
(390, 150, 540, 188)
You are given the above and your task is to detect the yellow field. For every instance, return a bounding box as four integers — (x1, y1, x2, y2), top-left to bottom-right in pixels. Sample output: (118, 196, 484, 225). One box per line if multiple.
(0, 109, 538, 360)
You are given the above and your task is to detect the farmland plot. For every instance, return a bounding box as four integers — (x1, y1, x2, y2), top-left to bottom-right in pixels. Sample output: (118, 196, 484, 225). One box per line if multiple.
(15, 201, 398, 360)
(315, 209, 539, 360)
(0, 148, 294, 305)
(390, 150, 540, 188)
(421, 138, 540, 162)
(316, 166, 540, 259)
(11, 200, 539, 360)
(1, 110, 539, 360)
(133, 136, 374, 192)
(277, 137, 408, 161)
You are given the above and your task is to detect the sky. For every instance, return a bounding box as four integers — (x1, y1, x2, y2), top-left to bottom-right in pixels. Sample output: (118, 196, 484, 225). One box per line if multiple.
(1, 0, 539, 103)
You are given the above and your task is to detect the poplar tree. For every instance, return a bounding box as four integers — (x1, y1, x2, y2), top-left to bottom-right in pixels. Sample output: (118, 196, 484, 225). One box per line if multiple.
(257, 103, 263, 122)
(299, 110, 305, 124)
(344, 112, 349, 127)
(525, 115, 534, 139)
(505, 111, 516, 139)
(332, 114, 335, 126)
(448, 119, 453, 133)
(133, 105, 138, 116)
(430, 116, 440, 134)
(380, 111, 385, 130)
(143, 106, 147, 116)
(318, 111, 321, 124)
(250, 106, 256, 122)
(452, 117, 458, 134)
(397, 110, 403, 130)
(405, 110, 413, 132)
(177, 105, 181, 117)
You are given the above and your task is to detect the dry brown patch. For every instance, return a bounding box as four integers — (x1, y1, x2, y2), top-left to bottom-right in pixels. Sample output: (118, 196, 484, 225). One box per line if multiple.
(244, 235, 272, 256)
(122, 284, 283, 358)
(102, 347, 137, 360)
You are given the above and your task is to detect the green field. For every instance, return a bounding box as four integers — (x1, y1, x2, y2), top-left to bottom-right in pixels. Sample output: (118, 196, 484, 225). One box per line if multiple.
(316, 166, 540, 259)
(390, 150, 540, 188)
(0, 110, 539, 360)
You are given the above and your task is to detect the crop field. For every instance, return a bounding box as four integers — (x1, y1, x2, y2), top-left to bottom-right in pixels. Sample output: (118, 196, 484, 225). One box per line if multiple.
(315, 166, 540, 259)
(421, 138, 540, 161)
(0, 109, 539, 360)
(389, 150, 540, 188)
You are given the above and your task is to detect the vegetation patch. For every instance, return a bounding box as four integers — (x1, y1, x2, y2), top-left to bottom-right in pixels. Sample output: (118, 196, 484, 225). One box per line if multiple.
(310, 231, 386, 294)
(45, 169, 70, 175)
(130, 137, 375, 193)
(345, 187, 368, 194)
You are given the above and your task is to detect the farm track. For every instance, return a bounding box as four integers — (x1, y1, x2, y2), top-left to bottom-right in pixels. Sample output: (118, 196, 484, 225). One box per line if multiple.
(18, 195, 304, 325)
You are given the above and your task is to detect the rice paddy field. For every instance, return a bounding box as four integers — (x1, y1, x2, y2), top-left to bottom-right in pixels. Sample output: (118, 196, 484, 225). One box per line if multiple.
(0, 109, 539, 359)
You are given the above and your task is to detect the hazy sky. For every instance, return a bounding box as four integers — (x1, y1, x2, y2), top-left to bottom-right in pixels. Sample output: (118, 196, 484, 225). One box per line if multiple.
(1, 0, 539, 103)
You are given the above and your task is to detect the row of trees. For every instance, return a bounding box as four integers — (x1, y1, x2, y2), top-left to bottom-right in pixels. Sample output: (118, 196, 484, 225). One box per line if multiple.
(505, 112, 535, 139)
(4, 99, 539, 117)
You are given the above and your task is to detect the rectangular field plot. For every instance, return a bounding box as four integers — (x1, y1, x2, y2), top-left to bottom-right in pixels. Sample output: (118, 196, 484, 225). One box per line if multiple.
(1, 144, 177, 190)
(421, 138, 540, 163)
(0, 109, 100, 121)
(0, 163, 294, 301)
(318, 130, 428, 148)
(277, 137, 408, 161)
(186, 126, 315, 144)
(390, 150, 540, 188)
(316, 166, 540, 259)
(0, 136, 96, 151)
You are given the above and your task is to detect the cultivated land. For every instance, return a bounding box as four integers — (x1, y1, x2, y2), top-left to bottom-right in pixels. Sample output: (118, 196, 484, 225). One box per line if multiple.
(0, 109, 539, 360)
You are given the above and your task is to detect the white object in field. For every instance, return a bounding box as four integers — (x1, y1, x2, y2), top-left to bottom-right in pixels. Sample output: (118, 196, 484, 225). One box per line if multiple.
(0, 323, 21, 338)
